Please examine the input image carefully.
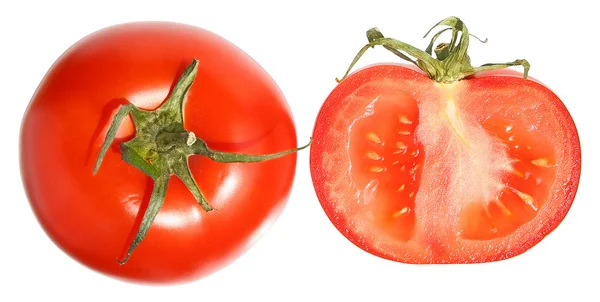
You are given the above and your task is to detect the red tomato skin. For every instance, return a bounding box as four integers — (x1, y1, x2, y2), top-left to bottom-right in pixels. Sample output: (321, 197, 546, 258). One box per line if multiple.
(310, 63, 581, 264)
(20, 22, 298, 284)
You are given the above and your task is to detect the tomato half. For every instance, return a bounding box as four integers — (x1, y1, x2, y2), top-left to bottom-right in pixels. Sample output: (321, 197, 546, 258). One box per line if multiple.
(20, 22, 299, 284)
(310, 19, 581, 264)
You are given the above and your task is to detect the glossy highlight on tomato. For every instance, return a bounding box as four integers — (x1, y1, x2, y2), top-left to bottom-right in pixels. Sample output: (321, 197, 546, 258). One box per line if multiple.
(310, 17, 581, 264)
(20, 22, 301, 284)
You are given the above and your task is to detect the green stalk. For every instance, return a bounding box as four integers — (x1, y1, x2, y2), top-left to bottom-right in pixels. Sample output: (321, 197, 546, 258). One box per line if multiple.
(336, 16, 530, 84)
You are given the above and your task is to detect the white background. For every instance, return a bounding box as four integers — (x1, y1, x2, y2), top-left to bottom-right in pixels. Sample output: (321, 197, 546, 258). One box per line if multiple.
(1, 0, 598, 301)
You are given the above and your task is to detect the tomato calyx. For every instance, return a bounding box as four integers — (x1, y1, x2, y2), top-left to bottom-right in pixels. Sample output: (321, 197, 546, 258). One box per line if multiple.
(336, 16, 531, 84)
(93, 59, 311, 265)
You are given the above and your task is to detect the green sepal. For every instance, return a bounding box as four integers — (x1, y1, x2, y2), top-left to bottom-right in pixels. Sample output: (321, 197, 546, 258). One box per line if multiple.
(93, 104, 134, 175)
(93, 58, 310, 264)
(117, 174, 169, 264)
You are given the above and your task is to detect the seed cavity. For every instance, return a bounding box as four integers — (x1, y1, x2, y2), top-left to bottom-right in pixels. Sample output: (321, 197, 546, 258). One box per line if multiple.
(392, 207, 409, 218)
(366, 151, 382, 160)
(411, 149, 420, 157)
(408, 192, 415, 198)
(398, 184, 405, 191)
(396, 141, 407, 149)
(398, 130, 411, 135)
(484, 207, 493, 219)
(366, 132, 382, 144)
(505, 124, 513, 132)
(400, 165, 406, 172)
(495, 199, 512, 216)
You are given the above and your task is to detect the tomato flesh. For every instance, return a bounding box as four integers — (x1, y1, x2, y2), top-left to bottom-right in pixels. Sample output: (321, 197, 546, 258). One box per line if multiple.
(310, 64, 580, 263)
(348, 89, 423, 241)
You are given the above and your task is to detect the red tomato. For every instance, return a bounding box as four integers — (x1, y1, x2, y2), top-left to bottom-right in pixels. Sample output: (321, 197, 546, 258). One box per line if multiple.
(310, 19, 581, 264)
(20, 22, 299, 284)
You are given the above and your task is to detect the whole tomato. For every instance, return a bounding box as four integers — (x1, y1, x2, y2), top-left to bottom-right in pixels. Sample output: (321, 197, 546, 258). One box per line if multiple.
(20, 22, 307, 284)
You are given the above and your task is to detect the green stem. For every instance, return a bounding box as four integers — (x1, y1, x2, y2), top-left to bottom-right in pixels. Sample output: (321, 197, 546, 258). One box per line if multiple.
(336, 16, 530, 83)
(193, 138, 312, 163)
(475, 59, 530, 78)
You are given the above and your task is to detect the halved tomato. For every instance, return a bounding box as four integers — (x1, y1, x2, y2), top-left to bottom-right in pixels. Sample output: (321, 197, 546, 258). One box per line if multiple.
(310, 17, 581, 263)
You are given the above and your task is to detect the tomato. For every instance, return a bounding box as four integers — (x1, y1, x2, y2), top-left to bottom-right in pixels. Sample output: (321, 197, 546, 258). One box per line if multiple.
(310, 17, 581, 263)
(20, 22, 305, 284)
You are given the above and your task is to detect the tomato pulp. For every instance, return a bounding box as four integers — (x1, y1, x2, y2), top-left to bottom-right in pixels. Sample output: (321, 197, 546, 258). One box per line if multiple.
(310, 19, 581, 264)
(20, 22, 301, 284)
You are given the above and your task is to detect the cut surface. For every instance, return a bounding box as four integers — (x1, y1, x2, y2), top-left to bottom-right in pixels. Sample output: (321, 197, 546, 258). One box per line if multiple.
(348, 89, 424, 241)
(459, 114, 557, 240)
(310, 65, 580, 263)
